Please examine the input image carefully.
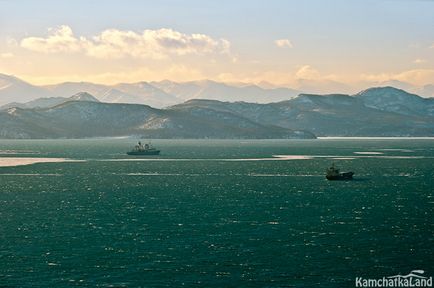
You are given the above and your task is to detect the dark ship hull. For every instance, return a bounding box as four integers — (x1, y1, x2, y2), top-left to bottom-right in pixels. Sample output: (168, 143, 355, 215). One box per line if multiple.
(126, 150, 160, 156)
(326, 171, 354, 180)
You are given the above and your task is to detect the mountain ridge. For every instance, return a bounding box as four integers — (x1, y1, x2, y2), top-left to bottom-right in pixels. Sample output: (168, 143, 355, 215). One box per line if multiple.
(0, 100, 315, 139)
(0, 92, 99, 110)
(169, 87, 434, 137)
(0, 74, 300, 107)
(1, 85, 433, 138)
(1, 74, 433, 138)
(1, 73, 434, 108)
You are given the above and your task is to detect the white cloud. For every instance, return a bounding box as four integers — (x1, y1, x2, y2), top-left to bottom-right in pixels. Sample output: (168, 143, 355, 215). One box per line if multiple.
(20, 25, 230, 59)
(295, 65, 320, 80)
(361, 69, 434, 86)
(21, 26, 84, 53)
(413, 58, 426, 64)
(274, 39, 293, 48)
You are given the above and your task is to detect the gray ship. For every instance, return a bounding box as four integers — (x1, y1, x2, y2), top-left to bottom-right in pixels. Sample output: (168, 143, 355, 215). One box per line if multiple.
(127, 141, 160, 156)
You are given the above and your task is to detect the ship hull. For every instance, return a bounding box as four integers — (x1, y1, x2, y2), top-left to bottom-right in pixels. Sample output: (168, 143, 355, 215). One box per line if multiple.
(126, 150, 160, 156)
(326, 172, 354, 180)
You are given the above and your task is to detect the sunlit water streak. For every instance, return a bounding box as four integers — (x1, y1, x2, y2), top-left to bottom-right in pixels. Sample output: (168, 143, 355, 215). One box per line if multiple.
(0, 157, 84, 167)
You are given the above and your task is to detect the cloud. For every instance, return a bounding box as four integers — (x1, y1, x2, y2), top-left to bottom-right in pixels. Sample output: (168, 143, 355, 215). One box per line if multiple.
(413, 58, 426, 64)
(20, 25, 230, 59)
(274, 39, 293, 48)
(18, 65, 206, 85)
(21, 26, 84, 53)
(213, 65, 348, 89)
(361, 69, 434, 86)
(295, 65, 320, 80)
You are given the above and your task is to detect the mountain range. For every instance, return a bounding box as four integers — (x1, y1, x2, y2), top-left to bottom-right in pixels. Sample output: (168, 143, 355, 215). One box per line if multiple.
(171, 88, 433, 137)
(0, 73, 300, 108)
(2, 73, 434, 108)
(0, 92, 99, 110)
(0, 100, 314, 139)
(0, 80, 433, 138)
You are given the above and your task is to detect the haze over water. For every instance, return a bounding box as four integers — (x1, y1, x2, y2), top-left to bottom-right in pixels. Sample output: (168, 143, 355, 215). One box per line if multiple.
(0, 139, 433, 287)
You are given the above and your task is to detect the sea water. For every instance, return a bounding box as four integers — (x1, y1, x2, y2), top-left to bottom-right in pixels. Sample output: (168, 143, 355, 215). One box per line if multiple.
(0, 139, 433, 287)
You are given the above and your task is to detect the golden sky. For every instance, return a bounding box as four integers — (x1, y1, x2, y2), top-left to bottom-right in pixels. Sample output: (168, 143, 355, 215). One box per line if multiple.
(0, 0, 433, 93)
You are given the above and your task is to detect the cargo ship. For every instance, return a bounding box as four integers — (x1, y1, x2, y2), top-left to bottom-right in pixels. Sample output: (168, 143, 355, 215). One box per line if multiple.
(326, 163, 354, 180)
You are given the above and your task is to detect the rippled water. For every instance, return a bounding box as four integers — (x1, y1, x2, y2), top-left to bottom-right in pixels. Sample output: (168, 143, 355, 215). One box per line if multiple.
(0, 139, 433, 287)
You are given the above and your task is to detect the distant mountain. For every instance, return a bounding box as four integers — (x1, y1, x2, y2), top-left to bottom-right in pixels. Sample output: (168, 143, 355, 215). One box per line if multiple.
(0, 92, 99, 110)
(378, 80, 416, 93)
(96, 88, 141, 104)
(69, 92, 100, 102)
(0, 100, 314, 139)
(44, 81, 178, 108)
(293, 79, 354, 95)
(2, 73, 433, 108)
(0, 73, 55, 106)
(150, 79, 300, 103)
(43, 81, 108, 97)
(111, 82, 180, 107)
(44, 79, 298, 107)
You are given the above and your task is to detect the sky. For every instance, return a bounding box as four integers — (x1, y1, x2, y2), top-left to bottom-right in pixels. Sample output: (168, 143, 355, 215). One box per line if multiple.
(0, 0, 433, 92)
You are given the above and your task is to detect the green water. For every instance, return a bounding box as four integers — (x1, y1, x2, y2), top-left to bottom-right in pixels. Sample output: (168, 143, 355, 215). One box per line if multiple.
(0, 139, 433, 287)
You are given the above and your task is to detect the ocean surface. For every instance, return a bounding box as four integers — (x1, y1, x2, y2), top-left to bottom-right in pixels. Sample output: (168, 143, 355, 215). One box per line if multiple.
(0, 138, 433, 287)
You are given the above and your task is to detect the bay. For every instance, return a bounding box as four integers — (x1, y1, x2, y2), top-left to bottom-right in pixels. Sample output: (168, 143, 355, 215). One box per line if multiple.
(0, 139, 433, 287)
